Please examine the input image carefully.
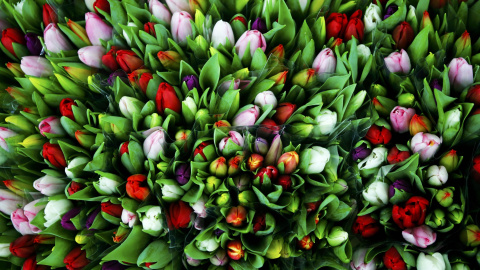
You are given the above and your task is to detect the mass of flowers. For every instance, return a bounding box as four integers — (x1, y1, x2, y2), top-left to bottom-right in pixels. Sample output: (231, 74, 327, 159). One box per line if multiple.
(1, 0, 480, 269)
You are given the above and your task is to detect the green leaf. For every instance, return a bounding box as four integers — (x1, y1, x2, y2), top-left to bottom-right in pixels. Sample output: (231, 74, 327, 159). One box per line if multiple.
(199, 54, 220, 91)
(408, 27, 429, 66)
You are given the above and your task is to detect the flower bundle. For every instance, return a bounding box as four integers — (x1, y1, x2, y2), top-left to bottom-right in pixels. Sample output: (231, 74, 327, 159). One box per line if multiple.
(0, 0, 479, 269)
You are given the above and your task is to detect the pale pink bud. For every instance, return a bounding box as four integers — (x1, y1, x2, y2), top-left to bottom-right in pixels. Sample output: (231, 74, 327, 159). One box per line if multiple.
(23, 199, 45, 223)
(38, 116, 66, 137)
(20, 56, 54, 77)
(0, 127, 17, 152)
(170, 11, 193, 46)
(11, 208, 41, 235)
(235, 30, 267, 59)
(211, 20, 235, 48)
(149, 0, 171, 24)
(448, 57, 474, 91)
(410, 132, 441, 161)
(384, 49, 411, 74)
(219, 131, 244, 152)
(44, 23, 73, 53)
(390, 106, 416, 133)
(402, 225, 437, 248)
(166, 0, 192, 14)
(143, 127, 167, 161)
(254, 91, 278, 108)
(0, 189, 24, 215)
(313, 48, 336, 77)
(85, 12, 113, 46)
(121, 209, 137, 227)
(33, 175, 66, 196)
(232, 105, 260, 126)
(78, 45, 106, 68)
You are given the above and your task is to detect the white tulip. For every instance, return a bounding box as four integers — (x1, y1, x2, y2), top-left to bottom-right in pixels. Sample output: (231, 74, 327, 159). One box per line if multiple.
(299, 146, 331, 174)
(362, 181, 389, 206)
(358, 147, 387, 170)
(211, 20, 235, 49)
(426, 165, 448, 186)
(312, 109, 337, 136)
(364, 4, 382, 33)
(417, 253, 446, 270)
(44, 199, 73, 227)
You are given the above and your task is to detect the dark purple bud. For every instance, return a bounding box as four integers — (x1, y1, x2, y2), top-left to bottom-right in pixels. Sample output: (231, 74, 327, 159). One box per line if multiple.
(214, 228, 224, 236)
(431, 79, 442, 91)
(352, 143, 371, 161)
(388, 179, 412, 198)
(102, 261, 127, 270)
(384, 5, 398, 20)
(61, 207, 82, 231)
(25, 33, 43, 55)
(175, 163, 191, 185)
(251, 18, 267, 33)
(86, 207, 101, 230)
(108, 70, 128, 86)
(181, 75, 200, 91)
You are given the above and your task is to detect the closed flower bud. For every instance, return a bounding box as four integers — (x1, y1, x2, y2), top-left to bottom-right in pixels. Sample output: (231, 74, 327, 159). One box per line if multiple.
(247, 153, 264, 171)
(226, 205, 247, 227)
(417, 253, 446, 270)
(197, 237, 219, 252)
(9, 235, 36, 258)
(387, 146, 410, 164)
(42, 142, 67, 169)
(65, 156, 89, 179)
(384, 4, 398, 20)
(299, 146, 330, 174)
(161, 180, 184, 202)
(254, 138, 269, 155)
(439, 150, 459, 173)
(116, 50, 144, 73)
(193, 141, 216, 162)
(297, 235, 314, 250)
(402, 225, 436, 248)
(42, 4, 57, 26)
(24, 33, 42, 56)
(95, 172, 122, 195)
(126, 174, 150, 201)
(292, 68, 316, 88)
(205, 176, 222, 194)
(254, 91, 277, 108)
(393, 22, 414, 50)
(140, 206, 163, 236)
(78, 46, 105, 68)
(327, 226, 348, 246)
(255, 166, 279, 184)
(6, 62, 24, 77)
(212, 20, 235, 49)
(210, 157, 228, 178)
(384, 49, 411, 74)
(121, 209, 137, 227)
(364, 4, 382, 33)
(383, 247, 407, 270)
(454, 31, 471, 58)
(156, 82, 181, 116)
(365, 124, 392, 145)
(411, 132, 441, 161)
(351, 248, 376, 270)
(409, 114, 432, 135)
(344, 10, 364, 41)
(357, 44, 371, 67)
(277, 151, 299, 174)
(326, 13, 347, 41)
(157, 50, 181, 70)
(63, 247, 89, 270)
(44, 199, 73, 228)
(171, 11, 193, 46)
(1, 28, 26, 57)
(389, 179, 412, 202)
(435, 187, 454, 207)
(149, 0, 171, 24)
(448, 57, 473, 91)
(20, 56, 54, 77)
(312, 48, 336, 77)
(363, 181, 389, 206)
(265, 135, 282, 166)
(166, 0, 191, 14)
(353, 215, 380, 238)
(11, 209, 40, 235)
(466, 85, 480, 107)
(427, 165, 448, 186)
(232, 105, 260, 126)
(352, 142, 372, 161)
(85, 12, 113, 46)
(33, 175, 65, 196)
(312, 109, 337, 136)
(235, 30, 267, 59)
(272, 102, 296, 125)
(44, 23, 73, 53)
(460, 224, 480, 247)
(175, 163, 191, 185)
(219, 131, 244, 157)
(168, 200, 192, 229)
(182, 75, 200, 91)
(119, 96, 144, 119)
(227, 239, 244, 260)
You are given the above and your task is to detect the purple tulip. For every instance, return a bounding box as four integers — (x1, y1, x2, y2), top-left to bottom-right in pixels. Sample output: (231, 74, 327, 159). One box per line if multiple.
(61, 207, 82, 231)
(214, 228, 224, 236)
(384, 49, 411, 74)
(182, 75, 200, 91)
(352, 143, 371, 161)
(384, 5, 398, 20)
(388, 179, 412, 198)
(85, 12, 113, 46)
(390, 106, 416, 133)
(235, 30, 267, 59)
(175, 163, 191, 185)
(431, 79, 442, 91)
(108, 70, 128, 86)
(86, 207, 101, 230)
(251, 18, 267, 33)
(102, 261, 127, 270)
(25, 33, 42, 55)
(254, 137, 269, 155)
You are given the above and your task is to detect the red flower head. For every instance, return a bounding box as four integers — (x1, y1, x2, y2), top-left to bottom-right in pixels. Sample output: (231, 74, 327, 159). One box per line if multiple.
(155, 82, 181, 116)
(1, 28, 26, 57)
(68, 181, 86, 195)
(393, 22, 414, 50)
(168, 200, 193, 229)
(93, 0, 110, 14)
(119, 141, 129, 156)
(353, 215, 380, 238)
(59, 98, 77, 120)
(297, 235, 313, 250)
(128, 70, 153, 94)
(259, 118, 280, 137)
(23, 255, 50, 270)
(227, 239, 244, 260)
(101, 202, 123, 218)
(365, 124, 392, 145)
(126, 174, 150, 201)
(193, 141, 213, 161)
(226, 206, 248, 227)
(144, 22, 157, 37)
(383, 247, 407, 270)
(387, 146, 410, 164)
(253, 213, 266, 233)
(392, 196, 429, 229)
(471, 155, 480, 183)
(272, 102, 296, 125)
(466, 85, 480, 107)
(63, 247, 89, 270)
(116, 50, 144, 73)
(326, 13, 348, 41)
(247, 153, 264, 171)
(276, 175, 292, 191)
(344, 10, 364, 41)
(102, 46, 120, 71)
(10, 235, 37, 258)
(255, 166, 279, 184)
(42, 142, 67, 169)
(42, 4, 57, 27)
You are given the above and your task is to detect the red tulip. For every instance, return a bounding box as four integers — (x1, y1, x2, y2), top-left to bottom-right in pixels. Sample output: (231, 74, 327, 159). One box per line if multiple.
(102, 46, 120, 71)
(272, 102, 296, 125)
(466, 85, 480, 107)
(226, 206, 247, 227)
(155, 82, 181, 116)
(63, 247, 89, 270)
(393, 22, 414, 50)
(276, 175, 292, 190)
(255, 166, 279, 184)
(387, 146, 410, 164)
(68, 181, 86, 195)
(353, 215, 380, 238)
(93, 0, 110, 14)
(326, 13, 347, 41)
(128, 69, 153, 94)
(430, 0, 447, 9)
(23, 255, 50, 270)
(344, 10, 364, 41)
(471, 155, 480, 183)
(119, 141, 129, 156)
(42, 142, 67, 169)
(168, 200, 193, 229)
(1, 28, 26, 57)
(126, 174, 150, 201)
(227, 239, 244, 260)
(365, 124, 392, 145)
(116, 50, 144, 73)
(259, 118, 280, 137)
(144, 22, 156, 37)
(247, 153, 264, 171)
(269, 44, 285, 59)
(253, 213, 266, 233)
(392, 196, 429, 229)
(230, 16, 247, 27)
(42, 4, 57, 27)
(383, 247, 407, 270)
(306, 201, 321, 213)
(193, 141, 213, 161)
(277, 151, 299, 174)
(101, 202, 123, 218)
(59, 98, 77, 120)
(10, 235, 37, 258)
(297, 235, 313, 250)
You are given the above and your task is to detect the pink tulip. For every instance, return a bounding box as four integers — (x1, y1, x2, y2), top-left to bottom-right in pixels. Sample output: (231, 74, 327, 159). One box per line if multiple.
(33, 175, 66, 196)
(78, 45, 106, 68)
(384, 49, 411, 74)
(166, 0, 191, 14)
(85, 12, 113, 46)
(0, 189, 24, 215)
(38, 116, 66, 137)
(11, 208, 41, 235)
(312, 48, 336, 77)
(0, 127, 17, 152)
(121, 209, 137, 227)
(390, 106, 415, 133)
(219, 131, 244, 152)
(23, 199, 45, 223)
(410, 132, 441, 161)
(149, 0, 171, 24)
(255, 91, 278, 108)
(448, 57, 474, 91)
(232, 105, 260, 126)
(235, 30, 267, 59)
(171, 11, 193, 45)
(44, 23, 73, 53)
(20, 56, 54, 77)
(143, 127, 167, 161)
(402, 225, 437, 248)
(350, 248, 376, 270)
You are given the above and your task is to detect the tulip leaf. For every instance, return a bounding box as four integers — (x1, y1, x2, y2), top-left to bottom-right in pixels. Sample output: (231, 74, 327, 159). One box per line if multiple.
(101, 225, 151, 264)
(199, 54, 220, 91)
(408, 27, 429, 66)
(270, 0, 296, 51)
(37, 237, 74, 268)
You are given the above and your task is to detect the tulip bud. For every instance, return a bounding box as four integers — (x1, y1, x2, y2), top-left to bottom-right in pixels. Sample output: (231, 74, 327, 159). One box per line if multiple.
(149, 0, 171, 24)
(143, 127, 167, 162)
(175, 163, 191, 185)
(211, 20, 235, 49)
(160, 180, 184, 202)
(312, 48, 336, 78)
(454, 31, 471, 58)
(63, 247, 89, 270)
(226, 206, 247, 227)
(205, 176, 222, 195)
(254, 138, 269, 155)
(44, 23, 73, 53)
(363, 181, 389, 206)
(388, 179, 412, 203)
(116, 50, 144, 73)
(365, 124, 392, 145)
(409, 114, 432, 136)
(193, 141, 216, 162)
(171, 11, 193, 46)
(44, 199, 74, 228)
(24, 33, 42, 56)
(42, 4, 57, 26)
(126, 174, 150, 201)
(448, 57, 473, 91)
(435, 187, 454, 207)
(20, 56, 54, 77)
(393, 22, 414, 50)
(327, 226, 348, 246)
(247, 153, 264, 171)
(417, 252, 446, 270)
(85, 12, 113, 46)
(425, 165, 448, 187)
(439, 150, 459, 173)
(410, 132, 441, 161)
(235, 30, 267, 59)
(387, 146, 410, 164)
(326, 13, 347, 41)
(264, 135, 282, 166)
(351, 248, 376, 270)
(94, 172, 122, 195)
(33, 175, 66, 196)
(6, 62, 23, 77)
(165, 0, 191, 14)
(78, 46, 106, 68)
(357, 44, 371, 67)
(272, 102, 296, 125)
(460, 224, 480, 247)
(1, 28, 26, 58)
(182, 75, 200, 91)
(352, 142, 372, 161)
(353, 215, 380, 238)
(210, 157, 228, 178)
(344, 10, 364, 41)
(390, 106, 415, 133)
(9, 235, 36, 259)
(139, 206, 163, 236)
(157, 50, 181, 70)
(42, 142, 67, 169)
(312, 109, 337, 136)
(227, 239, 244, 260)
(402, 225, 437, 248)
(291, 68, 316, 88)
(219, 131, 244, 157)
(364, 4, 382, 33)
(119, 96, 144, 119)
(296, 235, 313, 250)
(384, 49, 411, 74)
(156, 82, 181, 116)
(121, 209, 137, 228)
(232, 105, 260, 126)
(254, 91, 277, 108)
(277, 151, 299, 174)
(39, 116, 66, 137)
(384, 4, 398, 20)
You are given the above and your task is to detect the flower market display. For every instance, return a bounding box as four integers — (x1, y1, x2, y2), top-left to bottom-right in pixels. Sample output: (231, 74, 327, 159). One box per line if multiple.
(2, 0, 480, 269)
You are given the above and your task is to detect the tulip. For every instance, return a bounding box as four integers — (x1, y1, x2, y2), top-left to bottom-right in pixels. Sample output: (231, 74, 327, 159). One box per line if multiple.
(182, 75, 200, 91)
(39, 116, 66, 137)
(211, 20, 235, 49)
(383, 247, 407, 270)
(144, 22, 157, 37)
(402, 225, 436, 248)
(67, 19, 91, 46)
(298, 146, 330, 174)
(42, 142, 67, 169)
(365, 124, 391, 145)
(9, 235, 36, 258)
(121, 209, 137, 227)
(126, 174, 150, 201)
(210, 249, 229, 266)
(92, 0, 110, 14)
(264, 135, 282, 166)
(353, 215, 380, 238)
(326, 13, 347, 41)
(141, 128, 166, 162)
(312, 48, 336, 77)
(227, 239, 244, 260)
(363, 181, 389, 206)
(393, 22, 414, 50)
(140, 206, 163, 235)
(191, 195, 207, 218)
(351, 248, 376, 270)
(58, 98, 77, 121)
(6, 62, 23, 77)
(364, 4, 382, 33)
(454, 31, 471, 58)
(393, 196, 429, 230)
(387, 146, 410, 164)
(426, 165, 448, 186)
(466, 85, 480, 108)
(193, 141, 215, 162)
(352, 142, 371, 161)
(435, 187, 454, 207)
(439, 150, 459, 173)
(116, 50, 144, 73)
(168, 200, 192, 229)
(254, 138, 269, 155)
(64, 247, 89, 270)
(102, 46, 120, 71)
(20, 56, 54, 77)
(78, 46, 106, 68)
(272, 102, 296, 124)
(85, 207, 101, 230)
(197, 237, 220, 252)
(247, 153, 264, 171)
(23, 255, 50, 270)
(149, 0, 171, 24)
(312, 109, 337, 136)
(67, 181, 85, 196)
(60, 207, 81, 230)
(277, 151, 299, 174)
(23, 199, 45, 224)
(171, 11, 193, 46)
(44, 23, 73, 53)
(384, 49, 411, 74)
(161, 180, 184, 202)
(95, 173, 122, 195)
(448, 57, 473, 91)
(417, 253, 446, 270)
(344, 10, 364, 41)
(118, 96, 144, 119)
(255, 166, 279, 184)
(11, 209, 40, 235)
(235, 30, 267, 59)
(254, 91, 277, 108)
(166, 0, 191, 14)
(410, 132, 441, 161)
(33, 175, 66, 196)
(0, 127, 17, 156)
(384, 4, 399, 20)
(356, 45, 371, 69)
(327, 226, 348, 246)
(85, 12, 113, 45)
(226, 206, 247, 227)
(409, 114, 432, 135)
(1, 28, 26, 57)
(210, 157, 228, 178)
(157, 50, 181, 70)
(24, 33, 42, 56)
(175, 163, 191, 185)
(219, 131, 244, 156)
(251, 18, 267, 33)
(389, 179, 412, 199)
(155, 82, 181, 116)
(42, 4, 57, 26)
(460, 224, 480, 247)
(297, 235, 314, 250)
(44, 199, 74, 227)
(232, 105, 260, 126)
